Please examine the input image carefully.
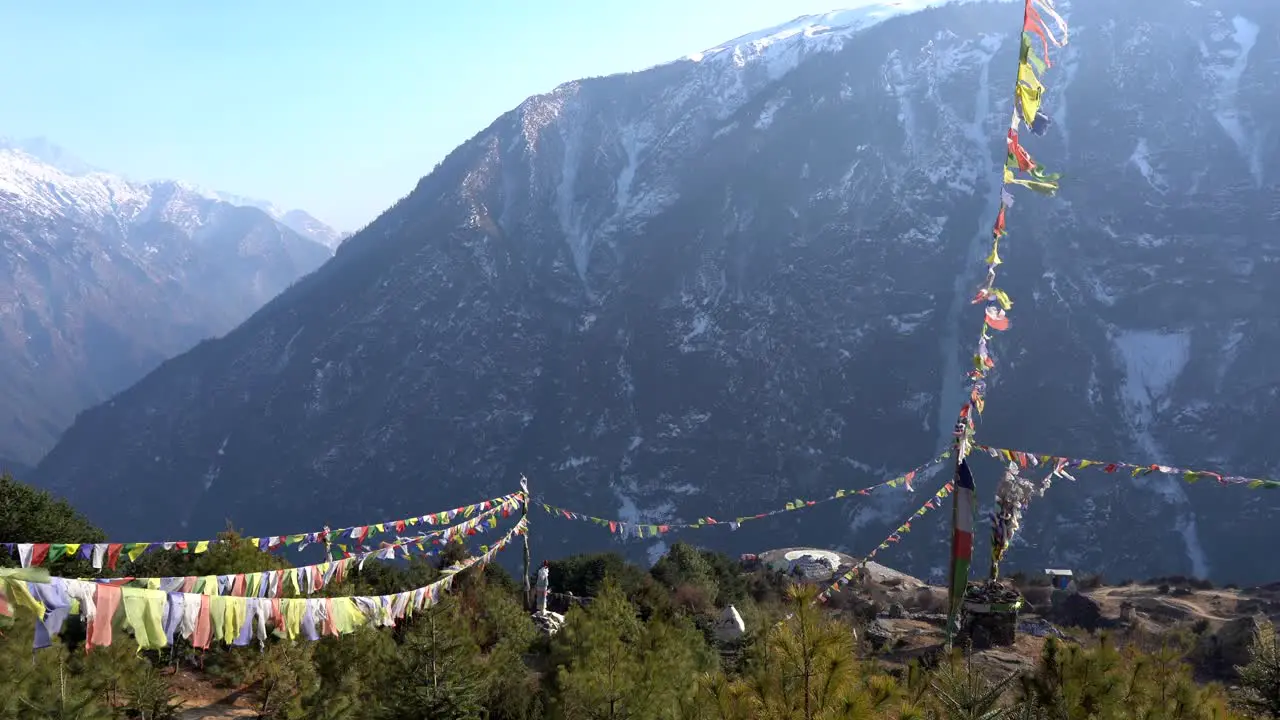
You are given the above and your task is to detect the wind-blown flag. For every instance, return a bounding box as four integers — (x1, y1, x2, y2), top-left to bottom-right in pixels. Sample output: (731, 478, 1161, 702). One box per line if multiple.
(945, 459, 978, 645)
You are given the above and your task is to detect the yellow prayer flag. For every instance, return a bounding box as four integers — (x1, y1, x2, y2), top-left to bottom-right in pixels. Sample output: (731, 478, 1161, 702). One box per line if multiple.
(991, 289, 1013, 310)
(194, 541, 210, 554)
(1016, 84, 1042, 126)
(986, 239, 1002, 267)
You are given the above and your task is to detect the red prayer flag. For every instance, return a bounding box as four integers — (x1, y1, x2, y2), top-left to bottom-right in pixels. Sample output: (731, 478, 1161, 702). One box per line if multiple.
(30, 544, 50, 567)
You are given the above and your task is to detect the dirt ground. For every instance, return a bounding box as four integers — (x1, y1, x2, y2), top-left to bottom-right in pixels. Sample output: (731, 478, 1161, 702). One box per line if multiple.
(165, 669, 258, 720)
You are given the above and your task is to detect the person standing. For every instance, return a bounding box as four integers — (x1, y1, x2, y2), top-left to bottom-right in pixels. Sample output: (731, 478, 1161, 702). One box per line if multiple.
(535, 561, 550, 612)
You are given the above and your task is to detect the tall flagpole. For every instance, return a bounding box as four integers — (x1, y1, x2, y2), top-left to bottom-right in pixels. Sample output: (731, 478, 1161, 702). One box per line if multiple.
(945, 415, 977, 649)
(520, 475, 532, 611)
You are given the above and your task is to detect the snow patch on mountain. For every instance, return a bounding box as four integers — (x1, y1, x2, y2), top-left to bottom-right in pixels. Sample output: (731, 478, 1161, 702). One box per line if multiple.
(1202, 15, 1262, 186)
(1113, 329, 1190, 421)
(1111, 328, 1208, 578)
(1129, 138, 1169, 193)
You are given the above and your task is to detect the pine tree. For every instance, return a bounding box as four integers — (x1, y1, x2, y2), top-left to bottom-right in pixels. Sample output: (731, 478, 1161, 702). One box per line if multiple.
(1019, 636, 1128, 720)
(929, 649, 1021, 720)
(553, 577, 712, 719)
(0, 631, 115, 720)
(652, 543, 720, 611)
(678, 671, 750, 720)
(0, 473, 104, 578)
(382, 598, 487, 720)
(469, 581, 543, 720)
(120, 663, 184, 720)
(1237, 619, 1280, 718)
(735, 584, 869, 720)
(253, 641, 319, 720)
(1018, 635, 1236, 720)
(307, 627, 397, 718)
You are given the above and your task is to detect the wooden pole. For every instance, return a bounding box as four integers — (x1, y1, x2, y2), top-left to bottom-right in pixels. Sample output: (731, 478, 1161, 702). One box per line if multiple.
(520, 475, 532, 611)
(945, 449, 962, 650)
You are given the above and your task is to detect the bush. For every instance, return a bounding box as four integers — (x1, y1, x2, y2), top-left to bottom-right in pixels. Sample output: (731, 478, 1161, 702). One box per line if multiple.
(1078, 573, 1105, 590)
(1022, 586, 1054, 612)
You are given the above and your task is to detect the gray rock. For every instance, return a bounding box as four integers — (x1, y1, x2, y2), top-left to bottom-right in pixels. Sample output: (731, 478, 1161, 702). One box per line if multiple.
(531, 610, 566, 637)
(1206, 614, 1269, 671)
(865, 619, 896, 652)
(1051, 594, 1105, 631)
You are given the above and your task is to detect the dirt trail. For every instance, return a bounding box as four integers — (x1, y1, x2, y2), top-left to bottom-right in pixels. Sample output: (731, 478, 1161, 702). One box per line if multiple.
(1089, 587, 1238, 623)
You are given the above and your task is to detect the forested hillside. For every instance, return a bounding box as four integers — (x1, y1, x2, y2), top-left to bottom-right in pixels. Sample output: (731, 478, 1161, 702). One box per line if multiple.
(3, 473, 1279, 720)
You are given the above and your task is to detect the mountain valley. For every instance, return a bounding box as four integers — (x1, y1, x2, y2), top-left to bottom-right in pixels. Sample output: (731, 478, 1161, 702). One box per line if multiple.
(26, 0, 1280, 584)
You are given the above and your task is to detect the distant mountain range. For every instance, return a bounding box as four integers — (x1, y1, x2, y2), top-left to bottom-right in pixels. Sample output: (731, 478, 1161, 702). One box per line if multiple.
(0, 137, 351, 250)
(0, 138, 339, 465)
(30, 0, 1280, 584)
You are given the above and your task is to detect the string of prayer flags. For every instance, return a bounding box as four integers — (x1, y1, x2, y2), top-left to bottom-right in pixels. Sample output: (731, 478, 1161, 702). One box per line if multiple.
(57, 496, 522, 598)
(538, 450, 953, 538)
(0, 490, 523, 569)
(975, 444, 1280, 490)
(960, 0, 1069, 443)
(317, 491, 521, 553)
(816, 478, 956, 603)
(0, 517, 527, 652)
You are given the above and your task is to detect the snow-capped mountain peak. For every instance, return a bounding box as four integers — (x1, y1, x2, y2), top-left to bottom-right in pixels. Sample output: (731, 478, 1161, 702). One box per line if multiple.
(178, 185, 346, 250)
(687, 0, 1017, 65)
(0, 148, 149, 224)
(0, 137, 347, 249)
(0, 136, 100, 176)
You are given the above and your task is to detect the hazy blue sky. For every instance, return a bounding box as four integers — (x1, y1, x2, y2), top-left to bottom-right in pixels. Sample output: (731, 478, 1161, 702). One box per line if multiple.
(0, 0, 849, 230)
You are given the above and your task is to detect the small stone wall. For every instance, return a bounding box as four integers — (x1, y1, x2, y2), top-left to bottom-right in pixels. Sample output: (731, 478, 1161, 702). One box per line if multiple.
(957, 581, 1023, 649)
(960, 607, 1018, 649)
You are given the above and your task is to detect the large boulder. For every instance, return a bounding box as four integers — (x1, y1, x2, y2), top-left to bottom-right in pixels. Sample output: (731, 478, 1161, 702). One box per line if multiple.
(714, 605, 746, 643)
(532, 610, 566, 636)
(864, 619, 896, 652)
(1051, 593, 1106, 631)
(1201, 614, 1269, 673)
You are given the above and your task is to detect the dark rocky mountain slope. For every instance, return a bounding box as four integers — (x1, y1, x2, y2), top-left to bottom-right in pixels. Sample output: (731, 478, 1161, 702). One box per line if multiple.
(33, 0, 1280, 583)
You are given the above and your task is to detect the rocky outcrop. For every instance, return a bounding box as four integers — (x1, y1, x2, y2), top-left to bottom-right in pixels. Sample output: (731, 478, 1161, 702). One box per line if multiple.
(1199, 613, 1270, 673)
(531, 610, 566, 636)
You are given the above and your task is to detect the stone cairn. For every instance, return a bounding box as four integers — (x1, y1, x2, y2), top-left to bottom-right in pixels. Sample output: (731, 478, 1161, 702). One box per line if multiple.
(957, 580, 1024, 649)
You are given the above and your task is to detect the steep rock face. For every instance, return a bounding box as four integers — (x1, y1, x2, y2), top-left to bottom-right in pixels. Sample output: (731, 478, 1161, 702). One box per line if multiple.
(0, 149, 333, 464)
(34, 0, 1280, 583)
